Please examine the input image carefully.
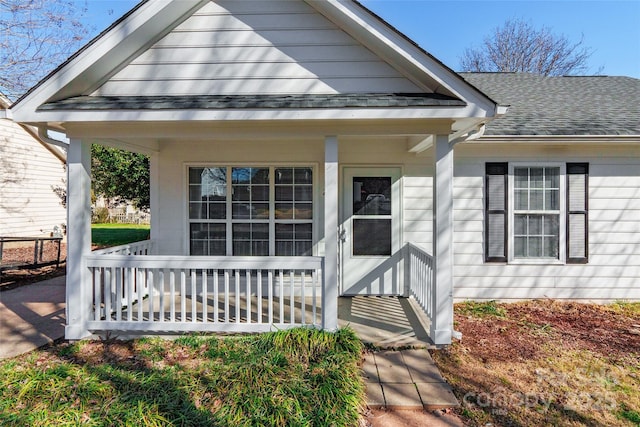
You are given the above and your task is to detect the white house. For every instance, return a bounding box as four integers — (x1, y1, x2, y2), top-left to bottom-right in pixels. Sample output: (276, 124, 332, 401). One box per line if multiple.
(455, 73, 640, 301)
(9, 0, 638, 345)
(0, 94, 66, 237)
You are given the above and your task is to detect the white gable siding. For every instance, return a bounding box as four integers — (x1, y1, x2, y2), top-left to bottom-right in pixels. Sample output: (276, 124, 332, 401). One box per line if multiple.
(0, 119, 66, 237)
(95, 0, 423, 96)
(452, 143, 640, 301)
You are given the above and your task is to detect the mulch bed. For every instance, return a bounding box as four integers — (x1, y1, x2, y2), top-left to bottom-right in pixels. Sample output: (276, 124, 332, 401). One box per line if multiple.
(454, 300, 640, 364)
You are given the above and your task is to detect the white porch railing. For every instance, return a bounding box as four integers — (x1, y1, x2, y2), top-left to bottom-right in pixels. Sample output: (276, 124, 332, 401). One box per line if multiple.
(84, 244, 324, 334)
(91, 240, 154, 256)
(405, 242, 435, 326)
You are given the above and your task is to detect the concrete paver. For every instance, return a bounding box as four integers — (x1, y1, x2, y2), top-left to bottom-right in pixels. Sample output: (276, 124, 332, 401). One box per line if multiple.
(403, 350, 446, 383)
(381, 383, 423, 409)
(362, 352, 380, 382)
(375, 351, 414, 383)
(363, 348, 459, 411)
(415, 382, 460, 410)
(0, 276, 66, 359)
(365, 382, 386, 408)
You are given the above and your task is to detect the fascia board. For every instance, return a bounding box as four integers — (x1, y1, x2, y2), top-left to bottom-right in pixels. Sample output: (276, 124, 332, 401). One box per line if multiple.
(308, 0, 498, 116)
(19, 105, 492, 124)
(11, 0, 207, 120)
(470, 135, 640, 145)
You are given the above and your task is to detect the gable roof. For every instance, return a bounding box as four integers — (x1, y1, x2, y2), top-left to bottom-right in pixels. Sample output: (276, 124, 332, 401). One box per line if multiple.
(461, 73, 640, 136)
(10, 0, 497, 132)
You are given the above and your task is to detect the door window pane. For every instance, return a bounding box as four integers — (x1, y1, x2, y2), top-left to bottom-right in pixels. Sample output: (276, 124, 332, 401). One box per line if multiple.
(353, 177, 392, 216)
(353, 219, 391, 256)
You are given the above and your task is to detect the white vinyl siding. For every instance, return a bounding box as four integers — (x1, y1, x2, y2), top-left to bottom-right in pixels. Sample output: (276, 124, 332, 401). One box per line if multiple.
(0, 118, 66, 237)
(95, 0, 422, 96)
(453, 143, 640, 302)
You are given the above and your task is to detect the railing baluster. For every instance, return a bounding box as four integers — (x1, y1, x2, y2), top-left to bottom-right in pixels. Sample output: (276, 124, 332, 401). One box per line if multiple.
(257, 270, 262, 324)
(104, 267, 112, 321)
(235, 270, 240, 323)
(115, 267, 122, 321)
(202, 269, 207, 323)
(191, 270, 197, 323)
(148, 269, 155, 322)
(126, 267, 133, 321)
(213, 269, 219, 323)
(246, 269, 252, 324)
(224, 270, 230, 323)
(279, 270, 284, 323)
(159, 269, 166, 322)
(312, 269, 317, 326)
(93, 267, 101, 321)
(301, 271, 306, 325)
(268, 270, 273, 324)
(137, 267, 143, 321)
(170, 270, 175, 322)
(180, 270, 186, 322)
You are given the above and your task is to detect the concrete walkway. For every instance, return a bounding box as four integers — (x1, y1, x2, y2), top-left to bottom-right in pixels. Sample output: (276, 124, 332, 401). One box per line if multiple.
(0, 276, 66, 359)
(363, 349, 459, 410)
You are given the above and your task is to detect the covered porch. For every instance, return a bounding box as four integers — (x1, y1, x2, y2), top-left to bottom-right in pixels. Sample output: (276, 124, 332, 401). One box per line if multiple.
(82, 239, 435, 347)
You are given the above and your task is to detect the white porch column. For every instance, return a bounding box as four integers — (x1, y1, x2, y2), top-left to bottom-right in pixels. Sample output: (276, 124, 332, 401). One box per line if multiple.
(149, 151, 159, 253)
(432, 134, 454, 345)
(322, 135, 339, 331)
(66, 138, 92, 339)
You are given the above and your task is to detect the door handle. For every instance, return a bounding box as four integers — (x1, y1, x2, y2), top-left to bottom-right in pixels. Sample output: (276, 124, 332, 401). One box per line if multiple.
(339, 228, 347, 242)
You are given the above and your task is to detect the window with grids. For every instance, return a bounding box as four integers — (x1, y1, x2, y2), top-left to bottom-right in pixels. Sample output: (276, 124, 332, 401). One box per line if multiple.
(513, 166, 561, 258)
(485, 163, 588, 263)
(188, 166, 313, 256)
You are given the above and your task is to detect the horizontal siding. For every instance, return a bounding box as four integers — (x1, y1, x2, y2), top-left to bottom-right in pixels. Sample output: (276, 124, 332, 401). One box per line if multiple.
(452, 143, 640, 301)
(97, 0, 422, 96)
(0, 119, 66, 237)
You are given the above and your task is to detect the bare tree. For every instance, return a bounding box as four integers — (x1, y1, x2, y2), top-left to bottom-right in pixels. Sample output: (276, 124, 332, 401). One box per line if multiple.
(460, 19, 597, 76)
(0, 0, 90, 100)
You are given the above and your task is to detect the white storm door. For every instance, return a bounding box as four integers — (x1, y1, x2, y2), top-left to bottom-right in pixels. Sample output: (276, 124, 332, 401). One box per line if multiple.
(341, 167, 402, 295)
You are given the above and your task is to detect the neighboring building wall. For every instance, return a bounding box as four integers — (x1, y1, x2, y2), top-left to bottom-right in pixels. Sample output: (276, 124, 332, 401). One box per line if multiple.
(0, 118, 66, 237)
(153, 136, 434, 257)
(453, 142, 640, 301)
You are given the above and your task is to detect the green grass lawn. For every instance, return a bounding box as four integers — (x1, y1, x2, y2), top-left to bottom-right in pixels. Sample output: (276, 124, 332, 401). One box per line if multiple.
(0, 328, 364, 427)
(92, 223, 150, 248)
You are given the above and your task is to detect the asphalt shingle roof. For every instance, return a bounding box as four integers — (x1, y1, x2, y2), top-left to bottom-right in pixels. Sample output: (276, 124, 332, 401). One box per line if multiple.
(460, 73, 640, 136)
(38, 93, 465, 111)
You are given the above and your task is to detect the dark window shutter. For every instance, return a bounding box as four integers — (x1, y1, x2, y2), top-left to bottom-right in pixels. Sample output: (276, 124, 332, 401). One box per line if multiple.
(485, 163, 508, 262)
(567, 163, 589, 263)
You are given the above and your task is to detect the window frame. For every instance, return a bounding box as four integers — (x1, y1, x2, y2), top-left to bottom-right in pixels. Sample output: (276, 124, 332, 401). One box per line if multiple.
(184, 163, 317, 257)
(507, 162, 566, 264)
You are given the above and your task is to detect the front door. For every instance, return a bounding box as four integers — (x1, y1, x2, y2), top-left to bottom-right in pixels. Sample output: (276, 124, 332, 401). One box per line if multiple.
(341, 167, 402, 295)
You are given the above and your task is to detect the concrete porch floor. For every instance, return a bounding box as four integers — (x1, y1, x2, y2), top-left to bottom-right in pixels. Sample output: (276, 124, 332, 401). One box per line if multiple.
(338, 296, 435, 348)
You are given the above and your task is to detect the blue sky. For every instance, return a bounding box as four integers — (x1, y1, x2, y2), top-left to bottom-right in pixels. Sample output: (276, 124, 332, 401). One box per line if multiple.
(83, 0, 640, 77)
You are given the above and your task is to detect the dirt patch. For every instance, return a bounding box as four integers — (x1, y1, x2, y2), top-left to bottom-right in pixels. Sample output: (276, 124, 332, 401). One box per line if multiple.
(433, 300, 640, 427)
(456, 300, 640, 364)
(1, 242, 67, 289)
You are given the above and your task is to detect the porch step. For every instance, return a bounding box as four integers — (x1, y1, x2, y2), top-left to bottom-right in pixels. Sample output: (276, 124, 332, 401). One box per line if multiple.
(363, 349, 459, 410)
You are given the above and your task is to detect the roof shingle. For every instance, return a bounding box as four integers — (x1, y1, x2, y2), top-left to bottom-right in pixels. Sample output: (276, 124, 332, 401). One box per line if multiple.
(460, 73, 640, 136)
(38, 93, 465, 111)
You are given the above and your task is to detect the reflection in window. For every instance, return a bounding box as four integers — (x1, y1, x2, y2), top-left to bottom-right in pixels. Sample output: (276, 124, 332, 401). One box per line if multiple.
(353, 177, 391, 215)
(188, 166, 313, 256)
